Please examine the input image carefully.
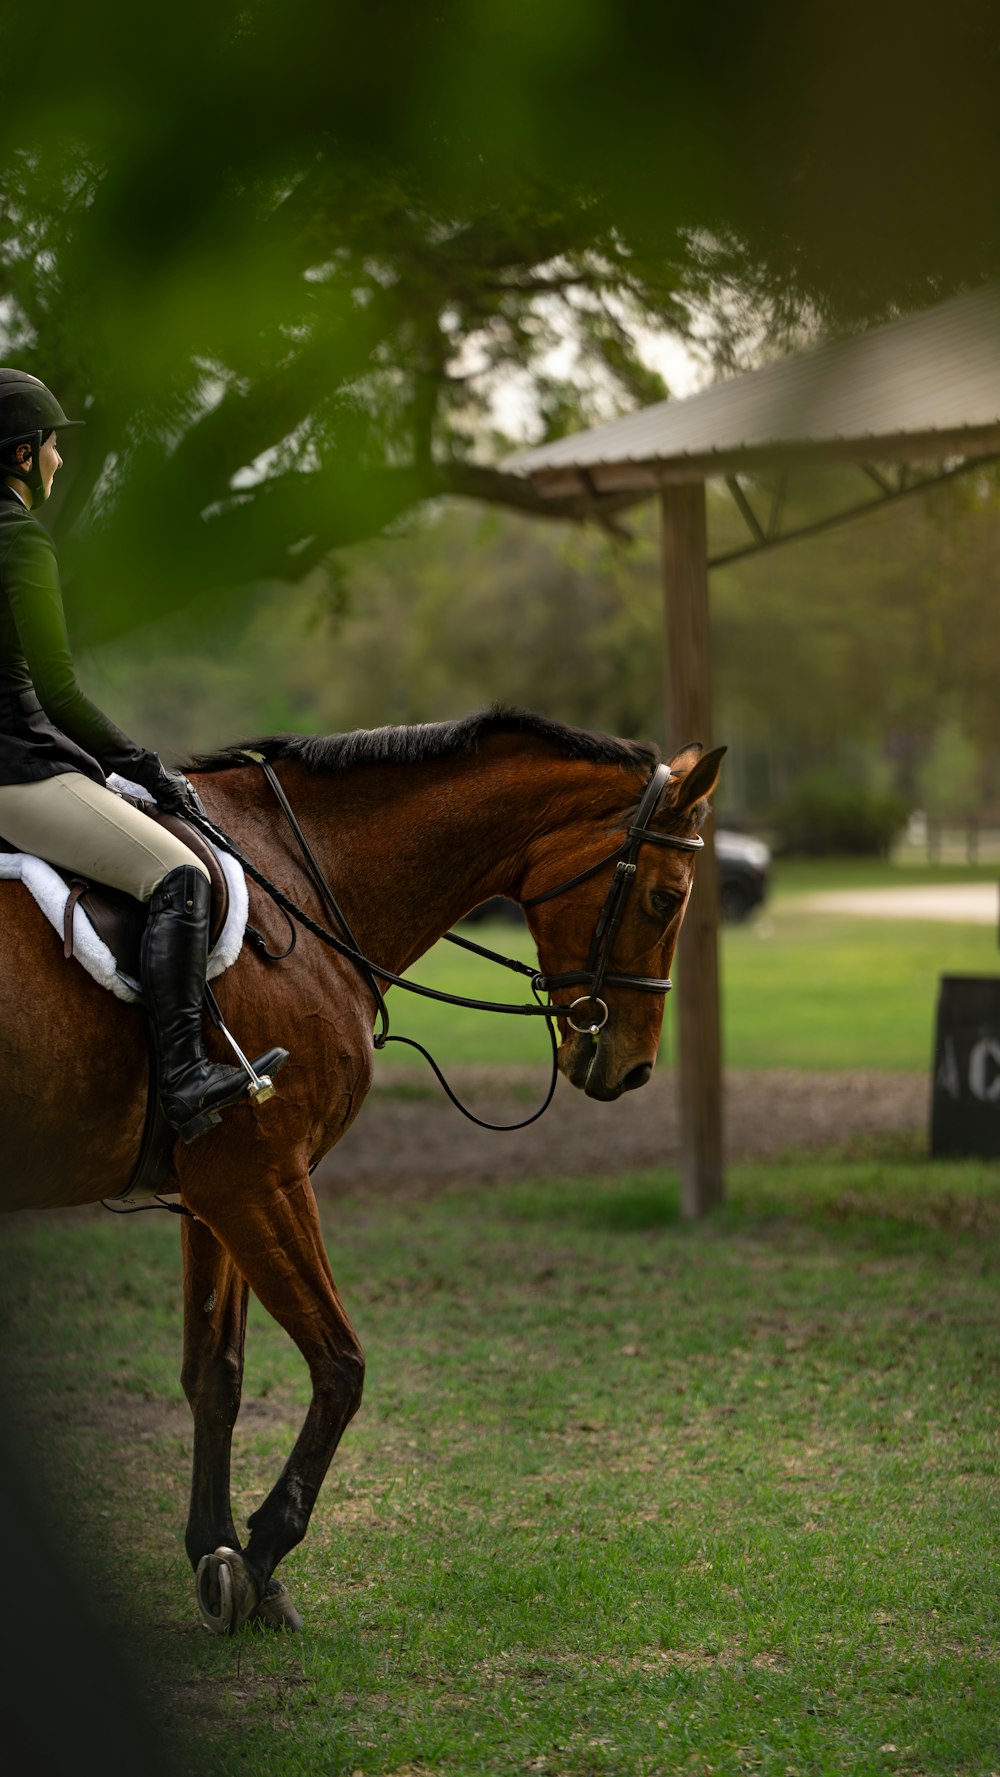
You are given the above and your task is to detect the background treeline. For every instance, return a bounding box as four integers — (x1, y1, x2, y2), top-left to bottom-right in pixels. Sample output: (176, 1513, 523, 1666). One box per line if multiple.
(3, 2, 998, 639)
(88, 464, 1000, 829)
(3, 0, 998, 850)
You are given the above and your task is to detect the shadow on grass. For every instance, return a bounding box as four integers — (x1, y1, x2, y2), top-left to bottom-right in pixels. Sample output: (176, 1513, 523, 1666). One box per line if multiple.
(505, 1174, 684, 1233)
(502, 1134, 1000, 1254)
(576, 1179, 685, 1233)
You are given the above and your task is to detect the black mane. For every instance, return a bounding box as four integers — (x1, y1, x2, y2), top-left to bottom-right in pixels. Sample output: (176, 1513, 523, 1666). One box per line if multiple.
(189, 707, 658, 776)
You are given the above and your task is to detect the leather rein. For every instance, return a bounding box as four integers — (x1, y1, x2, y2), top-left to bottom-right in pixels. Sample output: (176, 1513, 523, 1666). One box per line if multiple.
(184, 754, 703, 1132)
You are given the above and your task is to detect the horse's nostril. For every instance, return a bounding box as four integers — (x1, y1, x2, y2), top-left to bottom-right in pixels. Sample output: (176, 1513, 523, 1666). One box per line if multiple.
(622, 1063, 652, 1092)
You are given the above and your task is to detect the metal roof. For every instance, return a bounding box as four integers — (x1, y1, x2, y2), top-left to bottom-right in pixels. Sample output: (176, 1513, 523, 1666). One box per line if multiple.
(506, 285, 1000, 494)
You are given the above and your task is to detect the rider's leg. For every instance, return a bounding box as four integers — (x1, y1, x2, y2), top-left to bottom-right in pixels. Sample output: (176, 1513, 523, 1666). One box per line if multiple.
(0, 769, 208, 896)
(141, 864, 288, 1142)
(0, 772, 288, 1141)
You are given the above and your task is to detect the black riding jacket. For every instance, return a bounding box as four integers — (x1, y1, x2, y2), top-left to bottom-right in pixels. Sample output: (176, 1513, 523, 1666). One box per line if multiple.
(0, 484, 156, 788)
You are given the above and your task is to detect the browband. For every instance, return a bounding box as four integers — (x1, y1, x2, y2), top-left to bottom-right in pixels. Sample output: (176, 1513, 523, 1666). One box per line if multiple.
(524, 762, 703, 908)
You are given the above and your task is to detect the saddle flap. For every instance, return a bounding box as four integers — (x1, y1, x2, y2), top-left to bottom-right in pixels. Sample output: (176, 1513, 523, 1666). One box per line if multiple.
(149, 807, 230, 935)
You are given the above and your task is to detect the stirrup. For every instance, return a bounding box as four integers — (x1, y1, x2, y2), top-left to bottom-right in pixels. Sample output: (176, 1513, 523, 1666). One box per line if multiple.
(244, 1046, 290, 1105)
(203, 984, 289, 1106)
(171, 1050, 290, 1144)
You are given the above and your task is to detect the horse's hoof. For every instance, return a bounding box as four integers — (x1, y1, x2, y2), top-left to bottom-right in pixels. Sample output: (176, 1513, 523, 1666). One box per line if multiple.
(248, 1578, 304, 1633)
(196, 1545, 260, 1634)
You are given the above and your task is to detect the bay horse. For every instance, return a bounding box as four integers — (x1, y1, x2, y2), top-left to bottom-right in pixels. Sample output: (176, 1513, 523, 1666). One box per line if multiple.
(0, 709, 723, 1633)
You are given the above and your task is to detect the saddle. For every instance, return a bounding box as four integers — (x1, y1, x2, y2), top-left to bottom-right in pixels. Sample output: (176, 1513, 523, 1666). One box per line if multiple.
(0, 798, 234, 1208)
(0, 800, 230, 981)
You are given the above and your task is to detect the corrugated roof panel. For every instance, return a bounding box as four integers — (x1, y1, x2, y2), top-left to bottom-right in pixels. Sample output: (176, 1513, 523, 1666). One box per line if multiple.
(505, 286, 1000, 477)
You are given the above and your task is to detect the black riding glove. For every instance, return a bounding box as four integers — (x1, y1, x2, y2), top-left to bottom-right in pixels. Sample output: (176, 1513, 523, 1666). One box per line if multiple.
(143, 761, 196, 814)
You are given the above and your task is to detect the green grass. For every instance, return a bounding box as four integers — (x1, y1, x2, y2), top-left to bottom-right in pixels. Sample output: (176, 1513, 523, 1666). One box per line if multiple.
(2, 1147, 998, 1775)
(720, 908, 995, 1072)
(771, 858, 1000, 893)
(375, 880, 998, 1074)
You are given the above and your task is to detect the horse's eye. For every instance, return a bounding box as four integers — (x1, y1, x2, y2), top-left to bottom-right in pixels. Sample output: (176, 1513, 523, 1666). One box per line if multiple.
(650, 889, 682, 918)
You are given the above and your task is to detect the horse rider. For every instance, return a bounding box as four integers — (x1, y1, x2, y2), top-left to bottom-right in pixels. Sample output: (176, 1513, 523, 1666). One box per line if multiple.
(0, 368, 287, 1142)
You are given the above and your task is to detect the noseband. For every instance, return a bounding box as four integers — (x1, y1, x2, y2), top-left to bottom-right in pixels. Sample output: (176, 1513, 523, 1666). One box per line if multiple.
(523, 761, 704, 1036)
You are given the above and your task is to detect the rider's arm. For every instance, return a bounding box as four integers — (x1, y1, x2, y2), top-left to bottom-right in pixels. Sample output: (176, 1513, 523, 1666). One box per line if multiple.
(1, 517, 162, 785)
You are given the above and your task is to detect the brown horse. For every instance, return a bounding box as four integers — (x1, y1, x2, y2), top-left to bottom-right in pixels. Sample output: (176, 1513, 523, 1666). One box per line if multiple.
(0, 709, 723, 1633)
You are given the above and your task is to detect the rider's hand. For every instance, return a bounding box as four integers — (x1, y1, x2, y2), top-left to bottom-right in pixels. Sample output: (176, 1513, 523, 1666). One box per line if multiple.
(147, 763, 196, 814)
(129, 749, 206, 815)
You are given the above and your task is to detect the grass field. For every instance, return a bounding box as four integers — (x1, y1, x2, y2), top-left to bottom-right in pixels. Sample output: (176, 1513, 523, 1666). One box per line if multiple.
(2, 1144, 998, 1776)
(3, 865, 997, 1773)
(770, 860, 1000, 893)
(373, 861, 999, 1073)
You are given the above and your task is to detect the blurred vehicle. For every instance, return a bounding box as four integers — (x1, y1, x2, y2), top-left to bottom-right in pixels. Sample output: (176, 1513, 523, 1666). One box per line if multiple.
(714, 829, 771, 922)
(460, 895, 524, 926)
(462, 829, 770, 928)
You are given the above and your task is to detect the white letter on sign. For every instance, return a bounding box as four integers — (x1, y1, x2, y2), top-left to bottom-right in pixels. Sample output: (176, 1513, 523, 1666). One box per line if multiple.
(968, 1036, 1000, 1104)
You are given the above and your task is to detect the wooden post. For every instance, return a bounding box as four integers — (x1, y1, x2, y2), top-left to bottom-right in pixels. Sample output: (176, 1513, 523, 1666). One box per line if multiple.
(660, 481, 724, 1216)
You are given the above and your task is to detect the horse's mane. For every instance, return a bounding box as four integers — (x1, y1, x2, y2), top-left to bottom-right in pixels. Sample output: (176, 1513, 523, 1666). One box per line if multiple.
(189, 706, 659, 776)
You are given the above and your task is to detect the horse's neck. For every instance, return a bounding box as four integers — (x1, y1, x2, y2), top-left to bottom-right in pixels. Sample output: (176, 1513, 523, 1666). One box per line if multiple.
(244, 752, 620, 976)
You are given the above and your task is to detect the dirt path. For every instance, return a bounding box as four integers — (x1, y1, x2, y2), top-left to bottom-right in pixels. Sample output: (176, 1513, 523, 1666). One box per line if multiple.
(315, 1066, 927, 1191)
(795, 884, 998, 923)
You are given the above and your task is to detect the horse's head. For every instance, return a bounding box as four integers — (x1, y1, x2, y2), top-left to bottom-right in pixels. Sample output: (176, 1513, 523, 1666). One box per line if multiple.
(521, 743, 725, 1101)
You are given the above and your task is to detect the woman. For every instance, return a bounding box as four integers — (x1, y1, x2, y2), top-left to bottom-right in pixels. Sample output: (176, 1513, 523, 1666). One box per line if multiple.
(0, 367, 286, 1142)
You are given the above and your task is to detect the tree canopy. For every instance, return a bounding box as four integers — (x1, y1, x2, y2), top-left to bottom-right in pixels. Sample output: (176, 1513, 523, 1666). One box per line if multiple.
(93, 465, 1000, 821)
(1, 1, 998, 637)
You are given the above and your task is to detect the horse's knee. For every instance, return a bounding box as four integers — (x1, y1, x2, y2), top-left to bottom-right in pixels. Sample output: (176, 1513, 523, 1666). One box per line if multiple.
(335, 1344, 366, 1417)
(181, 1345, 244, 1419)
(341, 1346, 365, 1421)
(315, 1342, 365, 1425)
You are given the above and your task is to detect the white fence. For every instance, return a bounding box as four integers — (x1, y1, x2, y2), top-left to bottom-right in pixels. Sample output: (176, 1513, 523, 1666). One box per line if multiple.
(893, 818, 1000, 866)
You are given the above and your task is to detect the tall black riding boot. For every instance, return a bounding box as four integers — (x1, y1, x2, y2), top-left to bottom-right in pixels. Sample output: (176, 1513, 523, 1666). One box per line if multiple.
(141, 866, 289, 1143)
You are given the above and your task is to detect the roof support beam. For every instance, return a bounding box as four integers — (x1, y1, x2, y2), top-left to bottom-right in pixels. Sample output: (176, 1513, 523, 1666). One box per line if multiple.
(709, 453, 1000, 569)
(725, 475, 766, 546)
(860, 462, 893, 495)
(660, 482, 724, 1219)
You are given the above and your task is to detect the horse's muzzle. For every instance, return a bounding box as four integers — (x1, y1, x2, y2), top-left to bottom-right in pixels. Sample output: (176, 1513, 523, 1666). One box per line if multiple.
(561, 1034, 655, 1100)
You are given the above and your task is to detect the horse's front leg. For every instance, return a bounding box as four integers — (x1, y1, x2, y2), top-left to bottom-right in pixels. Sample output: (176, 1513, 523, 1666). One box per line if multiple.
(183, 1165, 364, 1634)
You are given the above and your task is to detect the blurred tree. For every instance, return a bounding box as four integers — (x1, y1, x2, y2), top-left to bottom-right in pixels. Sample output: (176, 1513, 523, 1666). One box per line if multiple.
(94, 472, 1000, 821)
(0, 0, 997, 641)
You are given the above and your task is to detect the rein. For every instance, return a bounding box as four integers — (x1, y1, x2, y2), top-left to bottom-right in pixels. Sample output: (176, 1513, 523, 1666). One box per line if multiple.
(182, 753, 702, 1132)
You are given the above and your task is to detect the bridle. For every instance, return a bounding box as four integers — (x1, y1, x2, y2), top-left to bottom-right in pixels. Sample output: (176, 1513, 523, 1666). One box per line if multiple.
(183, 755, 704, 1132)
(509, 760, 702, 1037)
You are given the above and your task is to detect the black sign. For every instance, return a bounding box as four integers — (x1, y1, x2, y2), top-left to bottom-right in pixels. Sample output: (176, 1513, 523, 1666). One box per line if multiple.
(931, 974, 1000, 1158)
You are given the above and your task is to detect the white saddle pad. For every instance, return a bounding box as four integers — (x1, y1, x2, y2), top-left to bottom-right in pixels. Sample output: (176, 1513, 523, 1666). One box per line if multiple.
(0, 773, 248, 1003)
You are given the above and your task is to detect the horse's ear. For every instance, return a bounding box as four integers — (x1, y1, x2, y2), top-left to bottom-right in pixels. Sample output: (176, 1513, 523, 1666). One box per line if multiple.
(671, 743, 727, 815)
(668, 740, 703, 775)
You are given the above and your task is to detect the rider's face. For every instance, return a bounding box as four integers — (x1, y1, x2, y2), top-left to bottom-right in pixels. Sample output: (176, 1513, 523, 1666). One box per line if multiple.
(39, 433, 62, 498)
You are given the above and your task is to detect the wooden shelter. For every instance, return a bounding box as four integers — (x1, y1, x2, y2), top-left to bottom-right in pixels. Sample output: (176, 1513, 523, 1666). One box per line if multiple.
(505, 285, 1000, 1216)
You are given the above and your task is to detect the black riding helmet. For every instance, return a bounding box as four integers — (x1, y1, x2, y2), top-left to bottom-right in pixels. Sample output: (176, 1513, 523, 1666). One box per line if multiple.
(0, 368, 83, 503)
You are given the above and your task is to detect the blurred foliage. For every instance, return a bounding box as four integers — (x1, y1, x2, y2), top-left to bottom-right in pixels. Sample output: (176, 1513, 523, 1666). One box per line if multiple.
(0, 0, 997, 643)
(771, 772, 910, 857)
(712, 465, 1000, 817)
(92, 465, 1000, 821)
